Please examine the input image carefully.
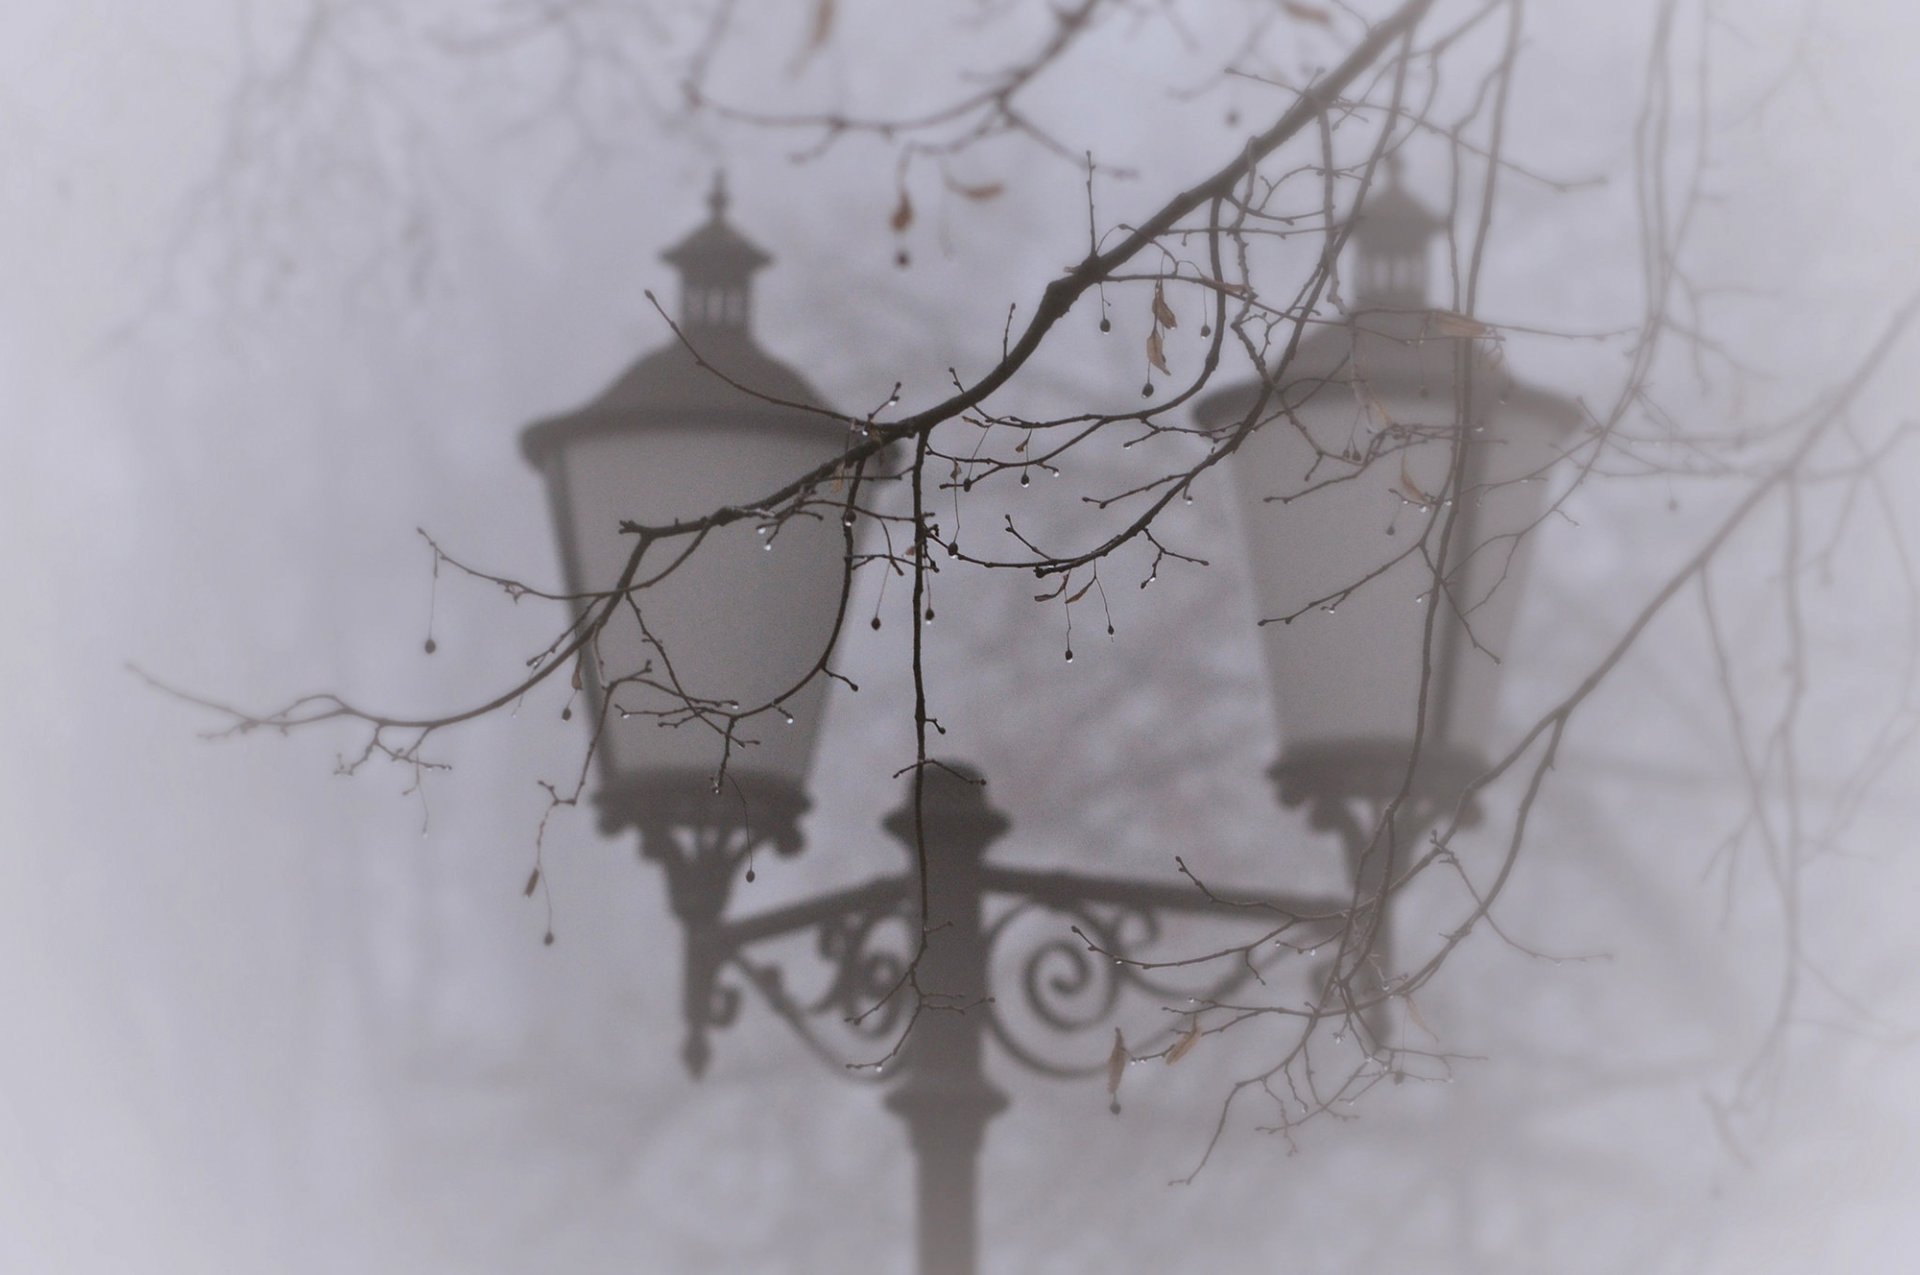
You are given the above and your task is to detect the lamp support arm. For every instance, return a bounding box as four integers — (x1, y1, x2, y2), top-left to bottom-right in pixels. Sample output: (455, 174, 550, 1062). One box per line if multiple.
(981, 864, 1345, 925)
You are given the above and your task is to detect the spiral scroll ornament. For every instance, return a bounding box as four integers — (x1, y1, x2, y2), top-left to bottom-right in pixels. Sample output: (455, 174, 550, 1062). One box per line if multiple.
(983, 898, 1279, 1078)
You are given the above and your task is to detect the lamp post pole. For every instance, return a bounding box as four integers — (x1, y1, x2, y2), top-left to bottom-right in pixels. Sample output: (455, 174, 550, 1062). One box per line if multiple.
(879, 775, 1009, 1275)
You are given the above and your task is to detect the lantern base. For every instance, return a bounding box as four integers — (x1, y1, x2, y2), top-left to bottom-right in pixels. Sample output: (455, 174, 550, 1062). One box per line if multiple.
(1269, 738, 1486, 837)
(1270, 739, 1486, 1052)
(595, 767, 810, 852)
(596, 768, 810, 927)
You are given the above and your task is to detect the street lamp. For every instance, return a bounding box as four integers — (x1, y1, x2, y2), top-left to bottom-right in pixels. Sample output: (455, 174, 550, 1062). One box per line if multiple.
(521, 178, 851, 1073)
(521, 175, 846, 842)
(1196, 162, 1580, 1037)
(520, 170, 1572, 1274)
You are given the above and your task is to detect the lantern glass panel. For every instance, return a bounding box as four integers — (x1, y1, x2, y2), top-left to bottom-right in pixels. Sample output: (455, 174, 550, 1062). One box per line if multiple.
(1211, 316, 1576, 767)
(538, 412, 846, 789)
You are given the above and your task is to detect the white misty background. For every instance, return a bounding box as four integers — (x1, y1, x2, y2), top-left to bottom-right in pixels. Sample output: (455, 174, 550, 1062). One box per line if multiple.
(2, 2, 1918, 1272)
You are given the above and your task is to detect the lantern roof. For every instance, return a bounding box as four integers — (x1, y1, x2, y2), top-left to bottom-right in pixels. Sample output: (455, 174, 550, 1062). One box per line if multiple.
(1197, 162, 1579, 435)
(579, 334, 826, 417)
(521, 179, 839, 465)
(1193, 308, 1580, 438)
(1342, 158, 1448, 309)
(521, 328, 837, 465)
(1352, 159, 1447, 255)
(660, 174, 772, 282)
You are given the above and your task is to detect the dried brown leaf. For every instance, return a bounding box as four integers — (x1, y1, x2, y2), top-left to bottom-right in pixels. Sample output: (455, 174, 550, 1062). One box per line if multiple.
(523, 866, 541, 897)
(571, 660, 584, 691)
(947, 177, 1005, 201)
(1404, 992, 1434, 1039)
(1353, 379, 1394, 427)
(1151, 282, 1177, 330)
(890, 188, 914, 233)
(1430, 311, 1495, 339)
(1398, 455, 1442, 506)
(1065, 579, 1094, 605)
(805, 0, 835, 53)
(1106, 1027, 1128, 1106)
(1282, 0, 1333, 26)
(1166, 1021, 1203, 1065)
(1146, 327, 1169, 374)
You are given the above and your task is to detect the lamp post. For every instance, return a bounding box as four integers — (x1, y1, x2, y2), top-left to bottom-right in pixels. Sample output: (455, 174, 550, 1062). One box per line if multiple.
(520, 172, 1572, 1273)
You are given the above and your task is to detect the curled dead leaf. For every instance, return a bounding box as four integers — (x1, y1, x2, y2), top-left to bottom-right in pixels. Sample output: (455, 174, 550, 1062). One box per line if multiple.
(1166, 1021, 1203, 1065)
(1151, 281, 1177, 329)
(1398, 455, 1442, 506)
(571, 660, 584, 691)
(1146, 327, 1169, 374)
(1065, 579, 1094, 606)
(947, 177, 1005, 201)
(523, 866, 540, 897)
(1404, 992, 1434, 1039)
(1106, 1027, 1128, 1112)
(1353, 379, 1394, 427)
(1282, 0, 1333, 25)
(1430, 311, 1495, 339)
(805, 0, 835, 53)
(890, 188, 914, 233)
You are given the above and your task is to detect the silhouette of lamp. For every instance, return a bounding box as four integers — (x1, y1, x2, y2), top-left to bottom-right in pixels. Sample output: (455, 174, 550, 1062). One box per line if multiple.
(520, 176, 851, 1070)
(1194, 162, 1580, 1038)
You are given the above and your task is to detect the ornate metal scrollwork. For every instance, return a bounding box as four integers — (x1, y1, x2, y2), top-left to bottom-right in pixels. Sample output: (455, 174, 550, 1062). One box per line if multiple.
(677, 972, 744, 1077)
(595, 769, 818, 1075)
(981, 896, 1308, 1078)
(809, 903, 917, 1037)
(597, 769, 808, 917)
(678, 876, 919, 1079)
(607, 758, 1356, 1085)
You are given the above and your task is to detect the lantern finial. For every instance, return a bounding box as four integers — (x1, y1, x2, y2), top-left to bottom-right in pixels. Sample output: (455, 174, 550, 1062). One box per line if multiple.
(1352, 157, 1444, 308)
(661, 175, 771, 332)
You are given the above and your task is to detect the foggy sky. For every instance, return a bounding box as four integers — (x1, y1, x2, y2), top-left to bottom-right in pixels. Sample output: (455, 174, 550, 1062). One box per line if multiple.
(4, 2, 1918, 1271)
